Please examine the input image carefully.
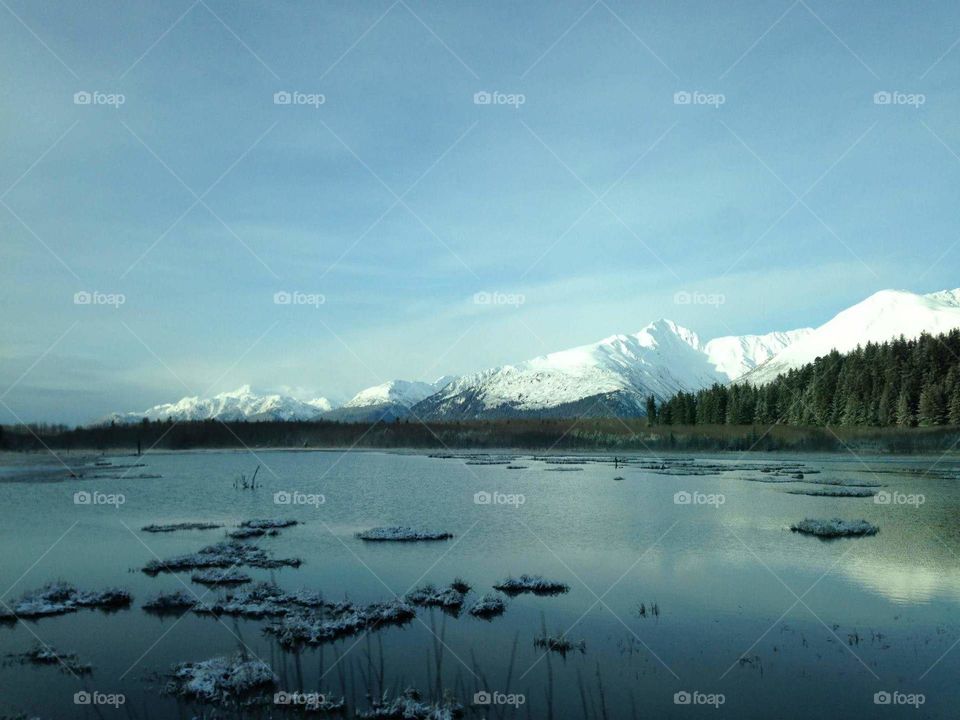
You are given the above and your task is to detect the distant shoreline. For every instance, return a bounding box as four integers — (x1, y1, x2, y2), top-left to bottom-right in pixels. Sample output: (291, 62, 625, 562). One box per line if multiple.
(3, 419, 959, 455)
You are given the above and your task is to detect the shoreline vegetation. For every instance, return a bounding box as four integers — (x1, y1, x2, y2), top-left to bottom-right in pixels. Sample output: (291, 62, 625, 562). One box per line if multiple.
(1, 418, 958, 454)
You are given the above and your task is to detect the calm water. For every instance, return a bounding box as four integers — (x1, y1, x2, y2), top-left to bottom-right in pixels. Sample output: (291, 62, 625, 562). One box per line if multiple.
(1, 448, 959, 719)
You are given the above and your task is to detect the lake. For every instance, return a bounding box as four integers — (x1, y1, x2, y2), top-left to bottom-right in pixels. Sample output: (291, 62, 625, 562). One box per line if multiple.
(0, 448, 958, 718)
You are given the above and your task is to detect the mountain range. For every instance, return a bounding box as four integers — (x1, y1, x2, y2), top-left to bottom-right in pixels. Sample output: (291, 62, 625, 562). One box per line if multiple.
(104, 288, 960, 424)
(323, 378, 455, 422)
(106, 385, 333, 424)
(411, 321, 810, 419)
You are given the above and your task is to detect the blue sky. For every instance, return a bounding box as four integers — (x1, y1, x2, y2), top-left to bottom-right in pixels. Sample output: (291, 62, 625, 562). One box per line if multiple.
(2, 0, 960, 423)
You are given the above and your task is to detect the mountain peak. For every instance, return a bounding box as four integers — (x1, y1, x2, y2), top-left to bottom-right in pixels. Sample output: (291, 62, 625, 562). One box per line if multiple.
(638, 319, 702, 350)
(340, 377, 455, 412)
(744, 287, 960, 385)
(861, 288, 917, 305)
(218, 384, 255, 398)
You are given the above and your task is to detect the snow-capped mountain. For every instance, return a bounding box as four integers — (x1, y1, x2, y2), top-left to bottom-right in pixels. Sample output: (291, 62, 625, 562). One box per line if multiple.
(104, 288, 960, 423)
(105, 385, 334, 424)
(743, 289, 960, 385)
(412, 322, 818, 420)
(413, 320, 736, 420)
(106, 324, 812, 424)
(324, 377, 456, 422)
(344, 378, 454, 409)
(704, 329, 813, 378)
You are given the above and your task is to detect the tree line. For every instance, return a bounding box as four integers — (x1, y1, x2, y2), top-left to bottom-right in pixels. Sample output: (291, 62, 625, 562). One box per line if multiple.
(3, 415, 958, 454)
(649, 329, 960, 427)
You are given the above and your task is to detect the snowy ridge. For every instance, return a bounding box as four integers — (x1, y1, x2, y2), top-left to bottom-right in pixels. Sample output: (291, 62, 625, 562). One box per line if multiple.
(744, 289, 960, 385)
(323, 376, 456, 422)
(413, 320, 813, 420)
(105, 385, 333, 424)
(413, 320, 733, 419)
(704, 329, 813, 379)
(343, 378, 453, 409)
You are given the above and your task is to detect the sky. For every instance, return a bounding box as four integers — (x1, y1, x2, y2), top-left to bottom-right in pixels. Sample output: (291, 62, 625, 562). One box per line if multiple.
(2, 0, 960, 424)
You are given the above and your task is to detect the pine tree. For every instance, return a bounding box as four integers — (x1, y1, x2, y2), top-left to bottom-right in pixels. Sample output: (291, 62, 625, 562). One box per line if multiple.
(895, 389, 915, 427)
(654, 330, 959, 430)
(645, 396, 657, 426)
(949, 384, 960, 426)
(917, 383, 947, 426)
(877, 380, 894, 426)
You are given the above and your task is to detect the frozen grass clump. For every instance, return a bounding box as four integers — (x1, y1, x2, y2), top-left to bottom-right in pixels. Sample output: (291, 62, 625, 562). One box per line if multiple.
(198, 583, 328, 619)
(239, 519, 298, 529)
(468, 594, 506, 619)
(8, 645, 92, 674)
(73, 587, 132, 608)
(533, 633, 585, 655)
(494, 574, 569, 596)
(790, 518, 879, 538)
(228, 527, 271, 540)
(0, 583, 132, 621)
(266, 599, 416, 647)
(168, 654, 277, 704)
(742, 475, 802, 484)
(142, 541, 301, 575)
(405, 583, 465, 611)
(786, 487, 876, 498)
(356, 527, 453, 542)
(450, 577, 471, 594)
(191, 568, 252, 586)
(141, 522, 222, 533)
(143, 590, 197, 613)
(358, 688, 464, 719)
(268, 611, 364, 646)
(229, 519, 297, 539)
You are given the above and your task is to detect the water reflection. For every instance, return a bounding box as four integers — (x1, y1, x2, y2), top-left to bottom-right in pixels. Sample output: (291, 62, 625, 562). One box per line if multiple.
(0, 449, 959, 718)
